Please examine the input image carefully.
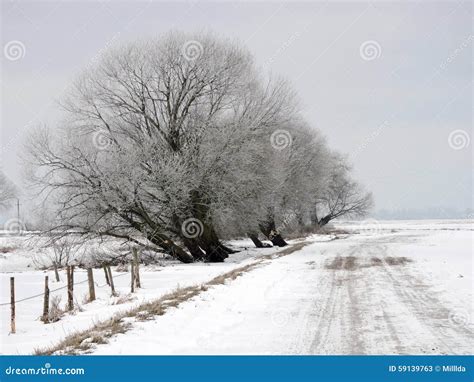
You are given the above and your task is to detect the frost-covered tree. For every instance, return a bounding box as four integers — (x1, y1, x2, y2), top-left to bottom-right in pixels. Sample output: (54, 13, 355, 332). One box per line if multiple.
(26, 31, 371, 263)
(312, 157, 373, 226)
(26, 32, 298, 262)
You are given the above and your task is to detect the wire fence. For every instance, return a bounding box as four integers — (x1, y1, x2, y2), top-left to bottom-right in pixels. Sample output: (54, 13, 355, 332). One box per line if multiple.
(0, 270, 130, 306)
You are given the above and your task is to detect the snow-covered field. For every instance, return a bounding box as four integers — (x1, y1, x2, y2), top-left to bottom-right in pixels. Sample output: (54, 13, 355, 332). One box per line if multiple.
(1, 220, 472, 355)
(0, 235, 322, 355)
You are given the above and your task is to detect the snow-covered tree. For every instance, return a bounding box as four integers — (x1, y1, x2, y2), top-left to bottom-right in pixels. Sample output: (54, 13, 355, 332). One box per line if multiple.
(26, 32, 298, 261)
(25, 31, 372, 263)
(312, 157, 373, 226)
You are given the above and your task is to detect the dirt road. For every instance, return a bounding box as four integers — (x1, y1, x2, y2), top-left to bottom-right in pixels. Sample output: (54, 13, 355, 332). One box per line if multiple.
(94, 231, 473, 355)
(302, 236, 473, 354)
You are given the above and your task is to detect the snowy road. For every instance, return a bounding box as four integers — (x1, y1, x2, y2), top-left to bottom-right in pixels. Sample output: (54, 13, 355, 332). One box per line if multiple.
(305, 236, 472, 355)
(95, 227, 473, 355)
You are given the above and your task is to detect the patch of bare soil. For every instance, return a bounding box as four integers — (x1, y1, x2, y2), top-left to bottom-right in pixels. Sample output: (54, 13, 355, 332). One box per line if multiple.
(326, 256, 344, 270)
(344, 256, 357, 270)
(0, 246, 16, 254)
(325, 256, 358, 270)
(326, 255, 413, 271)
(385, 256, 412, 266)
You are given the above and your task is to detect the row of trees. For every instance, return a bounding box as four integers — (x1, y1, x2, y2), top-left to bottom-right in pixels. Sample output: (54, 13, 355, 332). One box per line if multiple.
(26, 32, 372, 263)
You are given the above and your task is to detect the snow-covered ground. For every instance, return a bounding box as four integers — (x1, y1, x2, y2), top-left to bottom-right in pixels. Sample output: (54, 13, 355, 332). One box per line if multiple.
(0, 235, 326, 355)
(1, 220, 472, 355)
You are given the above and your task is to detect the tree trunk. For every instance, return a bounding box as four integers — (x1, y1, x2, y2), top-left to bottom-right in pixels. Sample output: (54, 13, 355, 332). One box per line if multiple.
(103, 265, 110, 286)
(248, 233, 272, 248)
(183, 238, 206, 260)
(106, 266, 116, 296)
(310, 206, 319, 226)
(183, 190, 235, 262)
(87, 268, 96, 302)
(53, 262, 60, 282)
(202, 242, 234, 262)
(197, 224, 231, 262)
(296, 211, 305, 228)
(123, 214, 194, 264)
(270, 233, 288, 247)
(259, 220, 288, 247)
(221, 243, 236, 254)
(147, 233, 194, 263)
(319, 215, 332, 227)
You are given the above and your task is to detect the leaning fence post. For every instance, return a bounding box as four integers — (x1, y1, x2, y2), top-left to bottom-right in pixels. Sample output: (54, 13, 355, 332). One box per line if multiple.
(106, 266, 116, 296)
(42, 275, 50, 323)
(87, 268, 96, 302)
(67, 265, 74, 311)
(130, 261, 135, 293)
(133, 248, 141, 289)
(10, 277, 15, 333)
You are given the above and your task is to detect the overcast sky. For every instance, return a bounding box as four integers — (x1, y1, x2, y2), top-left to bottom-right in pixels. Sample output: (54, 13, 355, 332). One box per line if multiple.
(1, 0, 472, 220)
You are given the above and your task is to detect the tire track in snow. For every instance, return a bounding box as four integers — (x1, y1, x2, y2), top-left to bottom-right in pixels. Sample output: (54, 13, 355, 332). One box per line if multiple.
(377, 247, 473, 354)
(308, 247, 366, 354)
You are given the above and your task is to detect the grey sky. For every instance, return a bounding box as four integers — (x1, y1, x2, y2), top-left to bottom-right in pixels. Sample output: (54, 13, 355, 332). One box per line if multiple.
(1, 1, 472, 220)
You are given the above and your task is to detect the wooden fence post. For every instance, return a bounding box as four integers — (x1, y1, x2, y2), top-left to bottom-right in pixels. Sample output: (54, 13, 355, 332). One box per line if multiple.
(67, 265, 74, 311)
(130, 261, 135, 293)
(106, 266, 116, 296)
(42, 275, 50, 323)
(10, 277, 15, 334)
(133, 248, 141, 288)
(87, 268, 96, 302)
